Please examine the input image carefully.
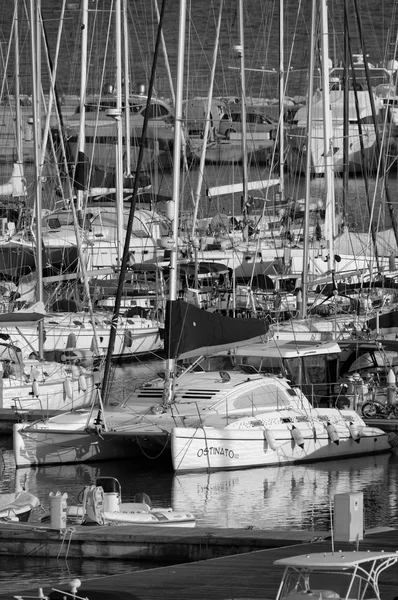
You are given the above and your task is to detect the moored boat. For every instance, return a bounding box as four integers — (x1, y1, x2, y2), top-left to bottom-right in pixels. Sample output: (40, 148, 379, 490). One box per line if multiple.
(0, 491, 40, 522)
(274, 550, 398, 600)
(65, 476, 195, 527)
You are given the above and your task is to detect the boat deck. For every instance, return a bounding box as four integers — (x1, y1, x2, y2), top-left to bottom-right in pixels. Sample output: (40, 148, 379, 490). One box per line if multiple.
(1, 525, 398, 599)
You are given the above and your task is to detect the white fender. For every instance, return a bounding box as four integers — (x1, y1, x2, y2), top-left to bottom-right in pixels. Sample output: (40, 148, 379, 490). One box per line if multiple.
(124, 330, 133, 348)
(66, 332, 77, 349)
(64, 378, 73, 400)
(349, 421, 361, 443)
(79, 374, 87, 392)
(32, 380, 40, 397)
(264, 428, 277, 450)
(291, 425, 305, 449)
(326, 422, 340, 445)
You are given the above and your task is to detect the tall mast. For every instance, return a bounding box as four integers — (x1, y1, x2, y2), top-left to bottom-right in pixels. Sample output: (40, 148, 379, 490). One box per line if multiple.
(320, 0, 335, 273)
(238, 0, 248, 213)
(115, 0, 124, 267)
(14, 0, 23, 165)
(278, 0, 284, 201)
(30, 0, 44, 359)
(162, 0, 187, 404)
(76, 0, 88, 212)
(301, 0, 317, 318)
(102, 0, 168, 401)
(123, 0, 131, 173)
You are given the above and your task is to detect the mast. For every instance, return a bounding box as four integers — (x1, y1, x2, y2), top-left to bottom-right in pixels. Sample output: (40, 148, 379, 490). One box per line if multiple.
(238, 0, 248, 214)
(14, 0, 22, 165)
(30, 0, 44, 360)
(320, 0, 335, 273)
(75, 0, 88, 213)
(163, 0, 186, 398)
(123, 0, 131, 173)
(115, 0, 124, 267)
(342, 0, 349, 220)
(102, 0, 168, 402)
(301, 0, 317, 318)
(278, 0, 284, 201)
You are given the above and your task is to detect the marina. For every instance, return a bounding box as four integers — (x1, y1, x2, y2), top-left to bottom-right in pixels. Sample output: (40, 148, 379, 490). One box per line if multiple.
(2, 530, 398, 599)
(1, 0, 398, 597)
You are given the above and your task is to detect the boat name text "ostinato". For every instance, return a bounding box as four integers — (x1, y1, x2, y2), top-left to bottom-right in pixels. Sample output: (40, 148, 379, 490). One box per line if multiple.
(197, 447, 237, 458)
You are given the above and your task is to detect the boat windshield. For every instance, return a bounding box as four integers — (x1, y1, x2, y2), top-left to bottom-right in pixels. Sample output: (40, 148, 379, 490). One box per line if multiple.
(278, 567, 378, 600)
(211, 381, 294, 413)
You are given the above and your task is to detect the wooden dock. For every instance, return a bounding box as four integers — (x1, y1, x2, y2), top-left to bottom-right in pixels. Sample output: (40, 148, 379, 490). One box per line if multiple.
(1, 525, 398, 599)
(0, 522, 328, 561)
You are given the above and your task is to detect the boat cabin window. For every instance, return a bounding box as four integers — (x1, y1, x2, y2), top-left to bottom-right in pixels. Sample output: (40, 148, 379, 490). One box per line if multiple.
(46, 217, 62, 230)
(237, 355, 286, 377)
(141, 104, 173, 120)
(214, 382, 293, 413)
(43, 212, 75, 228)
(200, 355, 235, 371)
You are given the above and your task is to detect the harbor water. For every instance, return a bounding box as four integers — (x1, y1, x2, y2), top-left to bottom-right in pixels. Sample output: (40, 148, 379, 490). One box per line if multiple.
(1, 360, 398, 595)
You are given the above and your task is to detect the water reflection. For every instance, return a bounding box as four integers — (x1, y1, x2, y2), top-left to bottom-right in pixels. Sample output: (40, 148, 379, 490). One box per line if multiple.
(172, 452, 396, 531)
(1, 441, 397, 532)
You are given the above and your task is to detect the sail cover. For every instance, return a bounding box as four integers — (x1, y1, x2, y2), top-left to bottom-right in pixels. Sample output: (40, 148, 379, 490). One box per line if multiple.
(164, 299, 269, 359)
(367, 310, 398, 335)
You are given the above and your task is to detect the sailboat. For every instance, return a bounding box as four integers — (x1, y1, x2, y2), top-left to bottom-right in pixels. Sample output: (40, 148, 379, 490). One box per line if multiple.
(12, 0, 392, 471)
(0, 0, 165, 362)
(0, 0, 98, 422)
(286, 54, 394, 175)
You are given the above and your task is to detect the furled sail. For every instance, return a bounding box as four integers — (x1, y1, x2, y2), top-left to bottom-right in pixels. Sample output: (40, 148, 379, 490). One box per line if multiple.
(164, 299, 269, 359)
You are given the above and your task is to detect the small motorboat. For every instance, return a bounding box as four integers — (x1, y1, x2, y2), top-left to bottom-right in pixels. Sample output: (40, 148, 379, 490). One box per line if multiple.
(0, 491, 40, 522)
(274, 550, 398, 599)
(67, 477, 196, 528)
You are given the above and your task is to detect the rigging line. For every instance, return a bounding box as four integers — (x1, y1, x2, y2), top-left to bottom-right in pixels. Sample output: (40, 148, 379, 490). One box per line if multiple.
(353, 0, 398, 250)
(344, 5, 380, 272)
(80, 0, 114, 204)
(191, 0, 224, 240)
(102, 0, 168, 403)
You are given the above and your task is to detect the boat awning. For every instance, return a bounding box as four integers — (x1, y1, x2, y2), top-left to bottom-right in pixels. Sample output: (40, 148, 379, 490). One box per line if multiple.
(230, 340, 341, 359)
(179, 262, 229, 276)
(129, 263, 163, 272)
(207, 178, 280, 198)
(163, 262, 229, 278)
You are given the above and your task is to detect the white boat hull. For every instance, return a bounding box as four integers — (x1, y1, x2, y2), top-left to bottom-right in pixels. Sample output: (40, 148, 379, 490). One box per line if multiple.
(13, 425, 144, 467)
(2, 376, 95, 413)
(5, 316, 162, 360)
(171, 419, 391, 472)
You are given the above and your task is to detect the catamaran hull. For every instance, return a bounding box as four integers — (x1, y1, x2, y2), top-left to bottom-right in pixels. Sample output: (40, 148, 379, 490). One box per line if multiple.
(13, 425, 145, 468)
(171, 427, 391, 472)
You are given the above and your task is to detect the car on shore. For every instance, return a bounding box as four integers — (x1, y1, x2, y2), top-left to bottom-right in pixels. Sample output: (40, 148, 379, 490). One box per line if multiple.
(218, 109, 277, 139)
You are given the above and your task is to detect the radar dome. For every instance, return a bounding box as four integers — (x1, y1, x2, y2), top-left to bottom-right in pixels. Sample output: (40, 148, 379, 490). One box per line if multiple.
(387, 59, 398, 72)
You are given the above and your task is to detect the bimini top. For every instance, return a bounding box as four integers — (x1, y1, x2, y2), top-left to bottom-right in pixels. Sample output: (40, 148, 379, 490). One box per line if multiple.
(274, 550, 398, 570)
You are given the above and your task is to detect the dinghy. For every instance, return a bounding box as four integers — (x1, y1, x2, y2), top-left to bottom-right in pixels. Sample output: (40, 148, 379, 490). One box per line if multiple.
(66, 477, 196, 527)
(0, 491, 40, 522)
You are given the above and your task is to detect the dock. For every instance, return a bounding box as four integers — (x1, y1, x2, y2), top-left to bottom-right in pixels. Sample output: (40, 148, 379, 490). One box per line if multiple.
(1, 524, 398, 599)
(0, 522, 328, 561)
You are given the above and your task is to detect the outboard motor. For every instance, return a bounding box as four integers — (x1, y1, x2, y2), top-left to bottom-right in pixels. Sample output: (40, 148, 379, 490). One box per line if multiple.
(81, 485, 105, 525)
(95, 477, 121, 513)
